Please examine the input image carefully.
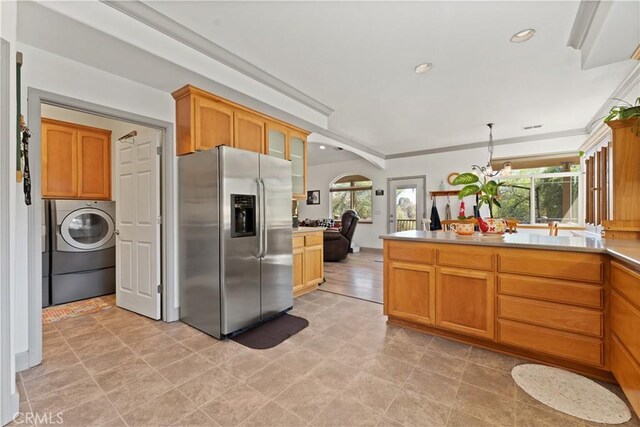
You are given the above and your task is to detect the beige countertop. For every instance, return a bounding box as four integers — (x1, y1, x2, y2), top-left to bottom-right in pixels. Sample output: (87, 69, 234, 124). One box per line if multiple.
(292, 227, 326, 234)
(379, 230, 640, 268)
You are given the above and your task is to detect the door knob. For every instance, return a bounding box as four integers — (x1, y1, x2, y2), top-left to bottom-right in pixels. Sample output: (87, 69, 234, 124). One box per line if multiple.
(114, 229, 120, 236)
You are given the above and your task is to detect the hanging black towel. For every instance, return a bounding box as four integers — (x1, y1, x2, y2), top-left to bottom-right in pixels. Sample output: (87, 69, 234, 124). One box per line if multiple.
(430, 201, 441, 230)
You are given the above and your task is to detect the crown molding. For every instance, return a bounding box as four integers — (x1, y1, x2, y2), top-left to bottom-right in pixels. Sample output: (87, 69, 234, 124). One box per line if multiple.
(101, 0, 334, 117)
(385, 128, 588, 160)
(586, 62, 640, 133)
(567, 0, 601, 50)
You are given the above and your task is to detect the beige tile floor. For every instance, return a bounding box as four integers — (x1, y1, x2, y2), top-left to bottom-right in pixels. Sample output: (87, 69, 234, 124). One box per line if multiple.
(12, 291, 640, 427)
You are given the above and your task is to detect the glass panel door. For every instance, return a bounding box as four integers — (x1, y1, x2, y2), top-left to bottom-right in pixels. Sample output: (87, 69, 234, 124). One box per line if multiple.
(290, 134, 305, 197)
(267, 128, 286, 159)
(388, 177, 425, 233)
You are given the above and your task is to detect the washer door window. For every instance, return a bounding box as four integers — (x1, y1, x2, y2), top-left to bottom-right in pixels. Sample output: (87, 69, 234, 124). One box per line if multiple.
(61, 208, 114, 251)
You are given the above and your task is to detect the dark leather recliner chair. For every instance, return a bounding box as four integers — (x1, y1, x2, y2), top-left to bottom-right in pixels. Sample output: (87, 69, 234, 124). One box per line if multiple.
(323, 210, 359, 262)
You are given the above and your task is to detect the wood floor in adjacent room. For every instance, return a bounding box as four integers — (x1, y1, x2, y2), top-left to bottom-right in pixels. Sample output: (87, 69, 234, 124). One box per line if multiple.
(321, 250, 383, 304)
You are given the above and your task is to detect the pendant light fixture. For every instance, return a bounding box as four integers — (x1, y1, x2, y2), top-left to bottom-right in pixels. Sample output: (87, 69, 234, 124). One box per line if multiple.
(471, 123, 512, 177)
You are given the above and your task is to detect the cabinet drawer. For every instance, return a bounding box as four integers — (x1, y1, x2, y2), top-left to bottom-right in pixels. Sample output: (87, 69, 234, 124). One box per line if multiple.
(611, 291, 640, 365)
(436, 246, 494, 271)
(498, 275, 603, 309)
(497, 250, 603, 283)
(305, 233, 323, 247)
(293, 236, 304, 249)
(386, 241, 434, 264)
(498, 319, 603, 366)
(610, 335, 640, 415)
(611, 261, 640, 312)
(498, 295, 603, 337)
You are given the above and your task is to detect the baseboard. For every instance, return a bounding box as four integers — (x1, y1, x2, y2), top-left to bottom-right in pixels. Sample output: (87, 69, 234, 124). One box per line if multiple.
(165, 307, 180, 323)
(359, 247, 383, 253)
(1, 392, 19, 425)
(15, 351, 29, 373)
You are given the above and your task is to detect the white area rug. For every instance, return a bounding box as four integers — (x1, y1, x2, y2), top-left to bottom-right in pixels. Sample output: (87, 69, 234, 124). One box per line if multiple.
(512, 364, 631, 424)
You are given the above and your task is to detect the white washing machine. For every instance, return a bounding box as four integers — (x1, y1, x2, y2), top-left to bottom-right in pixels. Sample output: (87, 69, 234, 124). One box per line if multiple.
(51, 200, 116, 305)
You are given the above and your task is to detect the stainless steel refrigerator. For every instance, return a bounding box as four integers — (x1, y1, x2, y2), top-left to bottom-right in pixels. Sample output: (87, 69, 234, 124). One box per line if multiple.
(178, 146, 293, 338)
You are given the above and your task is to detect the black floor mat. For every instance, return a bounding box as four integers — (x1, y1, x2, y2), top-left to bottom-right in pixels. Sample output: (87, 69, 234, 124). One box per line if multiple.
(230, 313, 309, 350)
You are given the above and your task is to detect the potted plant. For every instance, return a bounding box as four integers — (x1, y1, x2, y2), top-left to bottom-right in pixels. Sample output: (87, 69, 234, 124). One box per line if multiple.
(604, 97, 640, 135)
(452, 173, 508, 234)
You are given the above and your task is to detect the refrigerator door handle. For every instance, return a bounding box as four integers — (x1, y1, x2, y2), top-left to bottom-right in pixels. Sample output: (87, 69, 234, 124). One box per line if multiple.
(256, 178, 264, 259)
(261, 178, 268, 258)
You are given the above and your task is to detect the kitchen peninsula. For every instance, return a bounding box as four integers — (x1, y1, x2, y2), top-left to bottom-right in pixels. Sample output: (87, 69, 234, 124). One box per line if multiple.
(380, 230, 640, 414)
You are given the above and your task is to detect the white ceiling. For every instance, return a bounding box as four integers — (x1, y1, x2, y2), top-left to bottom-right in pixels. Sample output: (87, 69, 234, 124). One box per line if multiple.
(307, 142, 364, 166)
(146, 1, 637, 155)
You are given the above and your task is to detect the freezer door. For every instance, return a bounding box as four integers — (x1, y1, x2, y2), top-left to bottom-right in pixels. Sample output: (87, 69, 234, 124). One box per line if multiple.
(259, 154, 294, 318)
(220, 146, 262, 334)
(178, 150, 222, 338)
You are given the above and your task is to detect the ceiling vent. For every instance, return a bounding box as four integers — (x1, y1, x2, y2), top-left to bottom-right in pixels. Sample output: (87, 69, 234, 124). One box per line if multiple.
(523, 124, 543, 130)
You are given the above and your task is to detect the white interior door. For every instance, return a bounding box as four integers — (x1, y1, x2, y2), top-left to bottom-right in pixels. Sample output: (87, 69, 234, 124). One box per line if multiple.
(388, 178, 425, 233)
(115, 128, 161, 319)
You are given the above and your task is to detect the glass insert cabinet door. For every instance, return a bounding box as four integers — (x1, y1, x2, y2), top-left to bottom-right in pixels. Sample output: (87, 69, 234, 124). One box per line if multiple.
(267, 126, 287, 160)
(289, 132, 306, 198)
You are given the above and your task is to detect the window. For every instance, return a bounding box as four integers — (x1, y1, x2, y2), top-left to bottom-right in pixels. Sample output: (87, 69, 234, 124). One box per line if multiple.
(493, 164, 581, 225)
(330, 175, 372, 222)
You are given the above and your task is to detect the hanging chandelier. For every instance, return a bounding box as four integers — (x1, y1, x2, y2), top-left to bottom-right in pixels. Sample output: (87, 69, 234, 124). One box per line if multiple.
(471, 123, 512, 178)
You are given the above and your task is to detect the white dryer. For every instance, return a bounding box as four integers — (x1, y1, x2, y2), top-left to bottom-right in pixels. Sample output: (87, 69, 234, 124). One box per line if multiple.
(51, 200, 116, 305)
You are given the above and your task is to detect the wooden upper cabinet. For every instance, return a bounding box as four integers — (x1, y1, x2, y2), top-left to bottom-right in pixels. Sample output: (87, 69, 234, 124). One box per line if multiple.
(289, 130, 307, 199)
(266, 122, 288, 160)
(193, 96, 234, 151)
(174, 88, 234, 155)
(42, 118, 111, 200)
(234, 111, 265, 153)
(42, 120, 78, 198)
(78, 129, 111, 199)
(436, 267, 495, 340)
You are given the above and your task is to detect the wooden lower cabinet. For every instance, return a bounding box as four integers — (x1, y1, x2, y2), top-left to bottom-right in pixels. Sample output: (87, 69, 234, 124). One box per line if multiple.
(610, 260, 640, 415)
(436, 267, 495, 339)
(292, 246, 305, 296)
(386, 261, 435, 325)
(292, 230, 324, 297)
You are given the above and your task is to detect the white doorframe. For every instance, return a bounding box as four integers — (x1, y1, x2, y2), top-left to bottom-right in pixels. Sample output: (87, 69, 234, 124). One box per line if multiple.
(1, 37, 20, 425)
(23, 88, 177, 370)
(387, 175, 427, 233)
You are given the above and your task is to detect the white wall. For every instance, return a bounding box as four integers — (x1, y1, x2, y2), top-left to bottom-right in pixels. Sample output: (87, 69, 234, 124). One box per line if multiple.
(300, 134, 586, 249)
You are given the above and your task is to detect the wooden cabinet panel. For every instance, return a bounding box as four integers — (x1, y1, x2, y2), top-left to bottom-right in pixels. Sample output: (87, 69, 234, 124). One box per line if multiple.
(498, 319, 603, 366)
(234, 111, 265, 153)
(386, 241, 435, 264)
(194, 96, 234, 151)
(611, 334, 640, 416)
(387, 261, 435, 325)
(77, 129, 111, 200)
(305, 233, 323, 247)
(611, 291, 640, 365)
(42, 119, 111, 200)
(498, 274, 603, 309)
(304, 245, 323, 288)
(292, 236, 304, 249)
(498, 295, 603, 337)
(436, 267, 495, 339)
(497, 249, 604, 283)
(42, 120, 78, 198)
(293, 247, 305, 296)
(436, 246, 494, 271)
(611, 261, 640, 311)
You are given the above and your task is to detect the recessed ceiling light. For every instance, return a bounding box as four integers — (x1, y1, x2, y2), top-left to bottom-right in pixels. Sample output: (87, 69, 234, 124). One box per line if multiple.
(319, 145, 326, 150)
(414, 63, 433, 74)
(511, 29, 535, 43)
